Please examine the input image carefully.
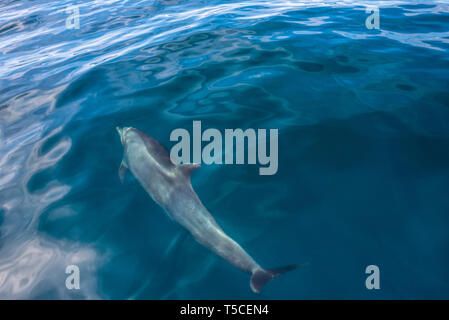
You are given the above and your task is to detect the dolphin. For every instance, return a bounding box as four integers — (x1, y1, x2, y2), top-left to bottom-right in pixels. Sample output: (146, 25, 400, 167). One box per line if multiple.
(116, 126, 301, 293)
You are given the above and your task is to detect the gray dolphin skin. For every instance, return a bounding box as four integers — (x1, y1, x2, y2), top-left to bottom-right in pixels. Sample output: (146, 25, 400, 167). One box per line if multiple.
(116, 126, 300, 293)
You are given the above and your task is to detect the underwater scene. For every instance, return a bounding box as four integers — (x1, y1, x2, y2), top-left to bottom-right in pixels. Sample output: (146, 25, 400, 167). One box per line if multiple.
(1, 0, 449, 299)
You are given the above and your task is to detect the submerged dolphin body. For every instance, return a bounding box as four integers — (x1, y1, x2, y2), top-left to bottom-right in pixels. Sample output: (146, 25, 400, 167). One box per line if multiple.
(117, 126, 300, 293)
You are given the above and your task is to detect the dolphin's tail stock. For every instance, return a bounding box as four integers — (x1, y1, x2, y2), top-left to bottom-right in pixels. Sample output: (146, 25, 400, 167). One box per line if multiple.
(250, 264, 304, 293)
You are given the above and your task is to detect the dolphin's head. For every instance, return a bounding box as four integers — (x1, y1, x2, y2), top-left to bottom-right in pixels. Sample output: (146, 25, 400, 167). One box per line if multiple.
(116, 126, 133, 146)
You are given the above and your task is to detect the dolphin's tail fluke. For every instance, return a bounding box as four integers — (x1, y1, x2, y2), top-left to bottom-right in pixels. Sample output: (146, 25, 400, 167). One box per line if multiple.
(250, 264, 304, 293)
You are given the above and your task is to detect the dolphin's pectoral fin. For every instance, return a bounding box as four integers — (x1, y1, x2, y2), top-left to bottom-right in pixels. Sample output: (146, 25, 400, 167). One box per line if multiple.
(119, 160, 128, 183)
(177, 163, 200, 178)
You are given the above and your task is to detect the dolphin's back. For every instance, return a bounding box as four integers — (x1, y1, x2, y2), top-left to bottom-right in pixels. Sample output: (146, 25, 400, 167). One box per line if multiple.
(134, 129, 174, 170)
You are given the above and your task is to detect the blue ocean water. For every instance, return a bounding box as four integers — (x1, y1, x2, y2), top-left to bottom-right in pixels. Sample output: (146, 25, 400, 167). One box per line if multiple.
(1, 0, 449, 299)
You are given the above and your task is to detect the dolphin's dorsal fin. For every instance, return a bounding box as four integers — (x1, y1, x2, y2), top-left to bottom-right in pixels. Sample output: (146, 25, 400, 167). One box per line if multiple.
(177, 163, 200, 178)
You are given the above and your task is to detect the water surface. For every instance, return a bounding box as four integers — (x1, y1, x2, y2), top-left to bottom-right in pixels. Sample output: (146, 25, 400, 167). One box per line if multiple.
(1, 0, 449, 299)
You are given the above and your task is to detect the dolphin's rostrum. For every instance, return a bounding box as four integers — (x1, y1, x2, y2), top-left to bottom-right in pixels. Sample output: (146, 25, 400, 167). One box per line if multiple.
(117, 126, 301, 293)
